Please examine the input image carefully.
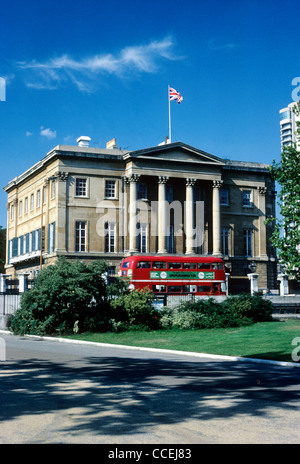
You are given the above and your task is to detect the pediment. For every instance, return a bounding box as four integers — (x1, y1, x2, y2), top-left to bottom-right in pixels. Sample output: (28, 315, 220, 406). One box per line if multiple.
(124, 142, 225, 166)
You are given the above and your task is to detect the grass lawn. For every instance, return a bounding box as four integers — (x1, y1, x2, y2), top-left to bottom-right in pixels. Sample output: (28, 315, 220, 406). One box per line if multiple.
(64, 318, 300, 363)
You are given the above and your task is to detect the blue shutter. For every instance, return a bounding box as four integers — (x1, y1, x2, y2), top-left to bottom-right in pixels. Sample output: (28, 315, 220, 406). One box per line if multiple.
(20, 235, 23, 255)
(48, 223, 56, 252)
(48, 224, 50, 252)
(12, 237, 18, 257)
(26, 233, 29, 253)
(37, 228, 41, 250)
(32, 231, 36, 251)
(52, 222, 56, 251)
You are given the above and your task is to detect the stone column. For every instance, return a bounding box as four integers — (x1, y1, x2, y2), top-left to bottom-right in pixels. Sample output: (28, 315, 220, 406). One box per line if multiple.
(247, 273, 259, 295)
(13, 198, 18, 240)
(212, 180, 223, 256)
(185, 178, 196, 254)
(18, 274, 28, 293)
(157, 176, 169, 254)
(0, 274, 7, 293)
(258, 186, 268, 258)
(56, 171, 68, 253)
(278, 273, 289, 295)
(128, 174, 140, 253)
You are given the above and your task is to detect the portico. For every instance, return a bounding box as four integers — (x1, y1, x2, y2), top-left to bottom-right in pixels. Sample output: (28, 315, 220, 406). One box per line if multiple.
(123, 142, 225, 257)
(124, 173, 223, 256)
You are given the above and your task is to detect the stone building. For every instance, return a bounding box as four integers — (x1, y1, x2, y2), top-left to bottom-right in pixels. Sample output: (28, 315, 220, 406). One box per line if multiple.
(4, 137, 277, 293)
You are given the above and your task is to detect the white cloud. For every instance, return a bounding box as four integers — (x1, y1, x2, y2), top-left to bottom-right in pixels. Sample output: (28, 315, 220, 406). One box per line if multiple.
(63, 134, 75, 143)
(40, 127, 56, 139)
(208, 38, 238, 51)
(17, 36, 180, 92)
(25, 131, 33, 137)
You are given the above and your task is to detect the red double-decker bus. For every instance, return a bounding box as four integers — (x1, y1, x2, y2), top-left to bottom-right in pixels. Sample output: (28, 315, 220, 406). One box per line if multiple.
(119, 255, 227, 296)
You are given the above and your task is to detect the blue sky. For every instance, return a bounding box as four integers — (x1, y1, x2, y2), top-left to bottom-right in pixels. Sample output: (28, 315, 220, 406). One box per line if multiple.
(1, 0, 300, 227)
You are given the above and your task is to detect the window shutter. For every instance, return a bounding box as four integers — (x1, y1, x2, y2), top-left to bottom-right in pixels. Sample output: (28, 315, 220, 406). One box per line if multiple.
(12, 237, 18, 257)
(20, 235, 24, 255)
(52, 222, 56, 251)
(26, 233, 30, 253)
(37, 228, 41, 250)
(32, 231, 36, 251)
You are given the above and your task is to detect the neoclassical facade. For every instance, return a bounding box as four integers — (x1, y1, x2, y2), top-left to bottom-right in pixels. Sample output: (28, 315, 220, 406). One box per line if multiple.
(4, 139, 277, 293)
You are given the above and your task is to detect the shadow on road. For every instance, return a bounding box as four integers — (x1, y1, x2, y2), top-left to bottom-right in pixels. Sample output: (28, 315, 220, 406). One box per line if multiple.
(1, 348, 299, 438)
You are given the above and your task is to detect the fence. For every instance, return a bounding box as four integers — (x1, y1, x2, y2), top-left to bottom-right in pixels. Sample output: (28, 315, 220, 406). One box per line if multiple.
(0, 294, 21, 316)
(0, 274, 30, 328)
(164, 294, 226, 308)
(0, 273, 35, 294)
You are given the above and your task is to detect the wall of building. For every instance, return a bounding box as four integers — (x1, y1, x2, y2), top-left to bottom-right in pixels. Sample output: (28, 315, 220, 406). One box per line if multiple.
(4, 142, 277, 293)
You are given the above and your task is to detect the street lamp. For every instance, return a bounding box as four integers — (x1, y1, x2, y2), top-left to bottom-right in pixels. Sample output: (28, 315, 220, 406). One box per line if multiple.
(249, 261, 256, 273)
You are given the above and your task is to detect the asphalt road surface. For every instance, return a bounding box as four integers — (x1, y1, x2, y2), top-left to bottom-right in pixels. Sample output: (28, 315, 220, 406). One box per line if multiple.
(0, 332, 300, 444)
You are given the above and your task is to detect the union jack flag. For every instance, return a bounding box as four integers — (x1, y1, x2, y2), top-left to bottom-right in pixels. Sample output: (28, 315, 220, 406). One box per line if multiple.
(169, 87, 183, 104)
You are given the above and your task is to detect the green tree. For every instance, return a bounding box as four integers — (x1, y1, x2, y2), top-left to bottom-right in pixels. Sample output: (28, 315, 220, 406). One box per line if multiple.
(268, 101, 300, 280)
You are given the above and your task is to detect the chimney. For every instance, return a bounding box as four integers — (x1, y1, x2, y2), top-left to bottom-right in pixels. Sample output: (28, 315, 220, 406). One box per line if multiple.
(106, 138, 118, 149)
(77, 136, 91, 147)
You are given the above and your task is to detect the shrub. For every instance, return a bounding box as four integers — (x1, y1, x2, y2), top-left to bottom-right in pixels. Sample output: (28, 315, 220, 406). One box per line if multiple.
(109, 288, 161, 331)
(9, 259, 274, 336)
(160, 294, 273, 330)
(9, 258, 110, 335)
(222, 293, 273, 323)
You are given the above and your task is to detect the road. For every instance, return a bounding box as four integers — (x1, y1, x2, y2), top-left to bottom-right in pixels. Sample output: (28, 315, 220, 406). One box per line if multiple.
(0, 332, 300, 444)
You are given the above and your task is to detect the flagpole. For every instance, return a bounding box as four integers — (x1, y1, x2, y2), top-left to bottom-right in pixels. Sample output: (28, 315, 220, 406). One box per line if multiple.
(168, 85, 171, 143)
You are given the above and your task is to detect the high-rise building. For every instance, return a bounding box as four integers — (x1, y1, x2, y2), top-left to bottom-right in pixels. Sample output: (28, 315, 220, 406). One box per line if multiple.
(279, 101, 300, 149)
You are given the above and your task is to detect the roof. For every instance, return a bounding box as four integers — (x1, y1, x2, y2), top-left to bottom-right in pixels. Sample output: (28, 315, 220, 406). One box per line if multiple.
(3, 141, 271, 192)
(3, 144, 129, 191)
(127, 141, 225, 164)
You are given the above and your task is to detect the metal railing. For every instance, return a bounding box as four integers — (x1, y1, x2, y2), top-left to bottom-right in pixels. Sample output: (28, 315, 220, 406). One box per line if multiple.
(0, 294, 21, 315)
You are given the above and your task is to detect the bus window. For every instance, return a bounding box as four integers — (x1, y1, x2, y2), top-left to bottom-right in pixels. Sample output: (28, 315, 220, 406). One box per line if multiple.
(168, 262, 182, 269)
(211, 263, 224, 270)
(168, 286, 182, 293)
(213, 283, 220, 293)
(136, 261, 151, 268)
(183, 285, 197, 293)
(153, 262, 167, 269)
(122, 261, 129, 268)
(198, 263, 211, 270)
(198, 285, 211, 293)
(152, 285, 166, 293)
(183, 263, 197, 269)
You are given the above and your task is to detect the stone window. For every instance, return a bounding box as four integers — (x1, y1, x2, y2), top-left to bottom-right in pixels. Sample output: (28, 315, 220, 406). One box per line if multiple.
(75, 221, 87, 252)
(105, 180, 116, 199)
(75, 178, 87, 197)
